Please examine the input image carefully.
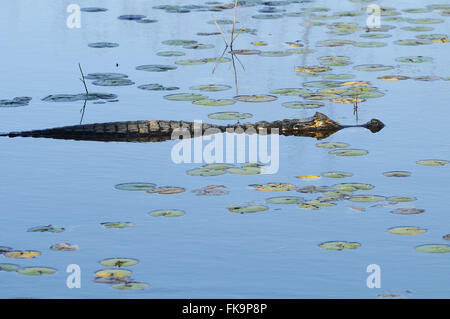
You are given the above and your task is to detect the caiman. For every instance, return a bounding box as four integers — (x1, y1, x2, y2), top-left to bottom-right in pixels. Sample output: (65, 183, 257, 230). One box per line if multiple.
(0, 112, 384, 142)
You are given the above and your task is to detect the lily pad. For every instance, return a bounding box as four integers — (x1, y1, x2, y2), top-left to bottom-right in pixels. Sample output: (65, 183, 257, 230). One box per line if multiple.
(118, 15, 146, 21)
(378, 75, 410, 81)
(316, 142, 350, 148)
(227, 167, 261, 175)
(147, 187, 186, 195)
(329, 149, 368, 156)
(136, 65, 177, 72)
(92, 79, 135, 86)
(334, 183, 374, 191)
(190, 84, 231, 92)
(112, 282, 149, 290)
(81, 7, 108, 12)
(157, 51, 186, 57)
(115, 183, 156, 191)
(319, 241, 361, 250)
(85, 73, 128, 80)
(266, 196, 304, 204)
(394, 39, 432, 46)
(388, 227, 427, 235)
(100, 258, 139, 267)
(258, 51, 292, 57)
(415, 244, 450, 253)
(138, 84, 179, 91)
(4, 251, 41, 259)
(349, 195, 386, 202)
(149, 209, 185, 217)
(230, 49, 261, 55)
(416, 159, 449, 166)
(227, 205, 269, 213)
(0, 96, 32, 107)
(95, 269, 132, 278)
(183, 43, 214, 50)
(303, 81, 342, 88)
(186, 168, 226, 176)
(193, 99, 236, 106)
(175, 59, 208, 66)
(101, 222, 134, 229)
(391, 208, 425, 215)
(407, 18, 443, 24)
(191, 185, 229, 196)
(269, 88, 311, 96)
(162, 40, 197, 46)
(234, 95, 277, 103)
(17, 267, 56, 276)
(388, 196, 417, 203)
(50, 243, 78, 251)
(353, 41, 387, 48)
(322, 172, 353, 178)
(401, 26, 434, 32)
(27, 225, 64, 233)
(88, 42, 119, 48)
(208, 112, 253, 120)
(250, 183, 296, 192)
(354, 64, 394, 72)
(0, 264, 19, 272)
(164, 93, 208, 101)
(282, 101, 324, 109)
(383, 171, 411, 177)
(252, 14, 283, 19)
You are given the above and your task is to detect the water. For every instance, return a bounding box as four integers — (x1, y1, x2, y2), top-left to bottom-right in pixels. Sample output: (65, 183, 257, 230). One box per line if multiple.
(0, 0, 449, 298)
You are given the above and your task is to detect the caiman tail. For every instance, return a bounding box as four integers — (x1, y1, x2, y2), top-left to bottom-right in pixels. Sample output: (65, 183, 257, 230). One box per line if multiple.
(0, 112, 384, 143)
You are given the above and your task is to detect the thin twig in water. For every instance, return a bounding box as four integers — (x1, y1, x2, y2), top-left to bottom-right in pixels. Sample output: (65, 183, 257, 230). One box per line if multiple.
(78, 63, 89, 124)
(211, 14, 229, 47)
(231, 0, 238, 48)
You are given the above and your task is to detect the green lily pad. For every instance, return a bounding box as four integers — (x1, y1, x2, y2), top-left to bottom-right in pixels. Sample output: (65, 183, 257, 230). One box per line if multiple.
(415, 244, 450, 253)
(115, 183, 156, 191)
(318, 56, 351, 66)
(175, 59, 208, 66)
(50, 243, 78, 251)
(322, 171, 353, 178)
(147, 187, 185, 195)
(157, 51, 186, 57)
(164, 93, 208, 101)
(329, 149, 368, 156)
(258, 51, 292, 57)
(227, 205, 269, 213)
(138, 84, 179, 91)
(203, 57, 232, 64)
(306, 200, 336, 207)
(316, 40, 355, 47)
(193, 99, 236, 106)
(190, 84, 231, 92)
(112, 282, 150, 290)
(27, 225, 64, 233)
(85, 73, 128, 80)
(414, 76, 441, 81)
(0, 96, 32, 107)
(266, 196, 304, 204)
(349, 195, 386, 202)
(395, 56, 433, 63)
(252, 14, 283, 19)
(100, 258, 139, 267)
(269, 88, 311, 96)
(316, 142, 350, 149)
(394, 39, 432, 46)
(202, 164, 234, 170)
(81, 7, 108, 12)
(388, 196, 417, 203)
(149, 209, 185, 217)
(234, 95, 277, 103)
(353, 41, 387, 48)
(118, 15, 146, 21)
(303, 81, 342, 88)
(319, 241, 361, 250)
(136, 65, 177, 72)
(162, 39, 197, 46)
(354, 64, 394, 71)
(101, 222, 134, 229)
(183, 44, 214, 50)
(403, 8, 432, 13)
(322, 74, 355, 80)
(360, 33, 392, 39)
(282, 101, 324, 109)
(17, 267, 56, 276)
(407, 18, 444, 24)
(42, 93, 117, 102)
(387, 227, 427, 235)
(416, 159, 449, 166)
(334, 183, 374, 191)
(186, 168, 226, 176)
(227, 167, 261, 175)
(230, 49, 262, 55)
(286, 48, 316, 54)
(0, 264, 19, 272)
(88, 42, 119, 48)
(383, 171, 411, 177)
(208, 112, 253, 120)
(401, 26, 434, 32)
(92, 79, 135, 86)
(391, 208, 425, 215)
(191, 185, 229, 196)
(136, 19, 158, 24)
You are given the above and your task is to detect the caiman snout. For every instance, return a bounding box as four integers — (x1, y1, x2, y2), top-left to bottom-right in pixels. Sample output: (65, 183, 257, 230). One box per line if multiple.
(363, 119, 385, 133)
